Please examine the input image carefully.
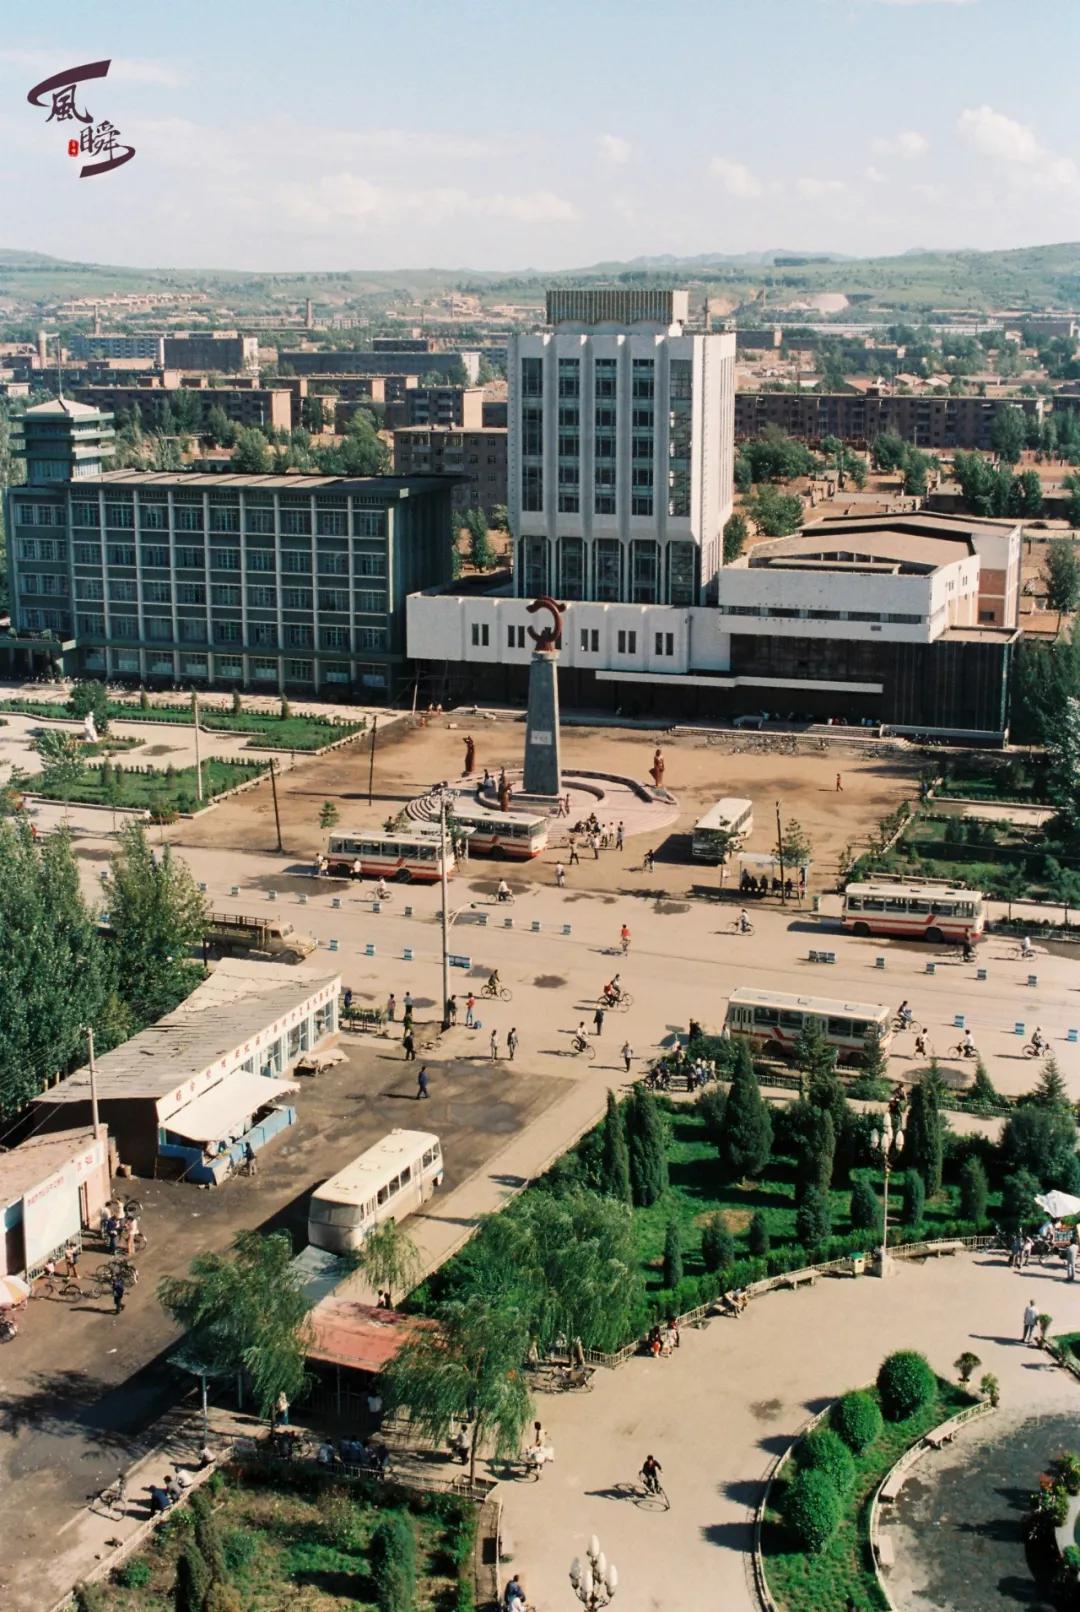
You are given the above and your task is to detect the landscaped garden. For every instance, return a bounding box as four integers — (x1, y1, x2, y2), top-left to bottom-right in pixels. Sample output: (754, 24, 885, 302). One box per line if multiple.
(22, 756, 269, 815)
(0, 689, 366, 752)
(78, 1465, 477, 1612)
(761, 1351, 977, 1612)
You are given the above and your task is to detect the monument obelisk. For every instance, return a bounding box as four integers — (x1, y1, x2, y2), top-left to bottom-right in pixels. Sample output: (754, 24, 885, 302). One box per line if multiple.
(522, 595, 564, 801)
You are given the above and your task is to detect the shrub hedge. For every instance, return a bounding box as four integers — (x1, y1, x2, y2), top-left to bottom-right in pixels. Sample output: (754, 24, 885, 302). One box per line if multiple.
(877, 1349, 936, 1421)
(830, 1389, 883, 1454)
(781, 1467, 843, 1554)
(795, 1428, 856, 1496)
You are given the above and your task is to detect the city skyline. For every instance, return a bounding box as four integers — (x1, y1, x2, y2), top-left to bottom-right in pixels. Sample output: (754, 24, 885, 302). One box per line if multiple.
(2, 0, 1079, 273)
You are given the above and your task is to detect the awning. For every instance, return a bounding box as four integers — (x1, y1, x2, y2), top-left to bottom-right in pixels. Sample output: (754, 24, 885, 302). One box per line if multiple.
(163, 1071, 299, 1144)
(306, 1297, 437, 1373)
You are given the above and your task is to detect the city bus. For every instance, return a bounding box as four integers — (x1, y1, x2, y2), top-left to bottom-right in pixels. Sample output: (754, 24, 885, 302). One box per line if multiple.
(323, 831, 455, 884)
(841, 880, 985, 945)
(724, 987, 892, 1063)
(308, 1129, 444, 1254)
(448, 804, 548, 860)
(691, 798, 754, 863)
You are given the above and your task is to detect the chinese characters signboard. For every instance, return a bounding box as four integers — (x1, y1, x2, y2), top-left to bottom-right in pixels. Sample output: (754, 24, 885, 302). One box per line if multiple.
(27, 59, 135, 177)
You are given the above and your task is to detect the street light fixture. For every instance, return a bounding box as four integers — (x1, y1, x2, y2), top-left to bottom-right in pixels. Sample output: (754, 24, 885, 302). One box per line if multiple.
(872, 1109, 905, 1278)
(569, 1534, 619, 1609)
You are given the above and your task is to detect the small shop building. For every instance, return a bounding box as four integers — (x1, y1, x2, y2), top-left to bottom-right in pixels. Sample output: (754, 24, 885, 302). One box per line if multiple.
(0, 1128, 111, 1278)
(30, 959, 341, 1183)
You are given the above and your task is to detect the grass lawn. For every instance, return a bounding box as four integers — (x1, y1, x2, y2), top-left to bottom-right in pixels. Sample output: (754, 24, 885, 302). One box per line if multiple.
(0, 699, 365, 751)
(631, 1106, 971, 1293)
(763, 1379, 974, 1612)
(95, 1468, 472, 1611)
(24, 757, 268, 810)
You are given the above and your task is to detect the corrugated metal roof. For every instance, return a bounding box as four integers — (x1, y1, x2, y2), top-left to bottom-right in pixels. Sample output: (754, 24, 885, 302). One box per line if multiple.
(0, 1128, 101, 1203)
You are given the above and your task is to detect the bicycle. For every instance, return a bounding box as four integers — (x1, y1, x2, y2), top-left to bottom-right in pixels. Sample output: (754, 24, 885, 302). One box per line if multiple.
(92, 1471, 128, 1520)
(947, 1042, 979, 1060)
(640, 1471, 670, 1508)
(570, 1035, 596, 1062)
(732, 921, 755, 936)
(1023, 1039, 1049, 1059)
(599, 992, 633, 1013)
(35, 1270, 86, 1302)
(481, 981, 512, 1001)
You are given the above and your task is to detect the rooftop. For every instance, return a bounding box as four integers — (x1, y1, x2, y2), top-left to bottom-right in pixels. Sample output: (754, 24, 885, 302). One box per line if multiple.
(306, 1298, 437, 1373)
(23, 398, 103, 418)
(749, 531, 971, 571)
(35, 958, 340, 1105)
(91, 470, 452, 494)
(0, 1128, 102, 1205)
(807, 512, 1017, 543)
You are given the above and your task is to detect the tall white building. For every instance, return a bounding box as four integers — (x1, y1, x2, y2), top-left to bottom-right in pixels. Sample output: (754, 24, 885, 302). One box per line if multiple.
(509, 288, 735, 605)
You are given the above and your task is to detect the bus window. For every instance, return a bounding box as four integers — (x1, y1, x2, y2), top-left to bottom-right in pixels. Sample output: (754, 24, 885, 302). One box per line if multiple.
(864, 897, 885, 912)
(958, 902, 974, 918)
(422, 1148, 434, 1167)
(753, 1006, 779, 1027)
(885, 897, 907, 913)
(377, 1184, 390, 1204)
(827, 1017, 853, 1038)
(433, 1142, 441, 1160)
(935, 904, 954, 918)
(909, 899, 930, 914)
(400, 1164, 412, 1185)
(847, 896, 863, 912)
(853, 1020, 873, 1038)
(779, 1010, 803, 1030)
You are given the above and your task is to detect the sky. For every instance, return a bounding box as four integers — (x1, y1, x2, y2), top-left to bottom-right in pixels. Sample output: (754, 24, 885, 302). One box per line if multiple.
(1, 0, 1079, 273)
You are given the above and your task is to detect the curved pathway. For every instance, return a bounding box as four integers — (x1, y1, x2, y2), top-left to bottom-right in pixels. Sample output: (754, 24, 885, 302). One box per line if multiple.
(495, 1252, 1080, 1611)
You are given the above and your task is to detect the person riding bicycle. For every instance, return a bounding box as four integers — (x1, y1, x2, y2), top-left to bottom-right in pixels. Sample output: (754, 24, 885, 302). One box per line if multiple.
(641, 1454, 663, 1495)
(896, 1000, 913, 1030)
(375, 879, 391, 900)
(1019, 935, 1035, 959)
(488, 970, 500, 995)
(603, 976, 622, 1005)
(739, 908, 752, 934)
(497, 879, 512, 903)
(961, 1025, 975, 1057)
(573, 1021, 590, 1052)
(1031, 1025, 1047, 1056)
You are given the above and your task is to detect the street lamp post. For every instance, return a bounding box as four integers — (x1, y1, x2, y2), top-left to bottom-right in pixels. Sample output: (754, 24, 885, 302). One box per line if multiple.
(569, 1534, 619, 1610)
(873, 1110, 905, 1278)
(438, 789, 451, 1030)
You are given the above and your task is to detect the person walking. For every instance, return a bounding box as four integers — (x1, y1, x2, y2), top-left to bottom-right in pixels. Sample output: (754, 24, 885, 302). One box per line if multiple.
(417, 1066, 430, 1100)
(643, 848, 655, 874)
(111, 1274, 125, 1315)
(275, 1391, 290, 1428)
(386, 993, 397, 1023)
(507, 1027, 518, 1060)
(622, 1040, 634, 1074)
(403, 991, 414, 1019)
(1023, 1297, 1039, 1344)
(489, 1028, 499, 1062)
(65, 1242, 80, 1281)
(616, 820, 625, 851)
(1068, 1235, 1078, 1284)
(403, 1029, 416, 1061)
(568, 837, 580, 866)
(465, 992, 476, 1028)
(620, 922, 631, 954)
(593, 1006, 605, 1037)
(592, 833, 601, 860)
(446, 995, 458, 1026)
(555, 862, 566, 888)
(835, 773, 843, 792)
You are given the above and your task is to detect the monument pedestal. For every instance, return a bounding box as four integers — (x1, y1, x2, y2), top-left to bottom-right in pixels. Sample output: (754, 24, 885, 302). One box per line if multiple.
(523, 649, 562, 799)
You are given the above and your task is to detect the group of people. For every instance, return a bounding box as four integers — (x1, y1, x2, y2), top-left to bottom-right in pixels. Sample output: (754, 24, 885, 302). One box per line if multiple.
(739, 870, 805, 899)
(316, 1437, 390, 1475)
(645, 1320, 680, 1358)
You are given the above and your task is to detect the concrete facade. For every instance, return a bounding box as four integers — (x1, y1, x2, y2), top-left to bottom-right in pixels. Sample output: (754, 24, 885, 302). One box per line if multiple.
(162, 334, 259, 373)
(392, 425, 507, 511)
(734, 390, 1044, 452)
(70, 384, 293, 434)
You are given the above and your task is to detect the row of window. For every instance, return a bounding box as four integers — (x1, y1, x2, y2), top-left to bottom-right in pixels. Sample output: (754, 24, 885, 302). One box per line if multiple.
(66, 579, 387, 613)
(722, 606, 925, 625)
(68, 502, 387, 537)
(475, 621, 676, 658)
(518, 536, 696, 607)
(73, 615, 387, 650)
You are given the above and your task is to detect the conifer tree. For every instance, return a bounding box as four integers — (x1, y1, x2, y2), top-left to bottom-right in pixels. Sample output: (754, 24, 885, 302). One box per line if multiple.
(720, 1040, 773, 1181)
(599, 1091, 632, 1203)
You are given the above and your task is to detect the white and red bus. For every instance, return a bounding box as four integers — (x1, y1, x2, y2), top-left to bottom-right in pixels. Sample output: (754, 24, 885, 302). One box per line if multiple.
(447, 805, 548, 860)
(842, 880, 985, 945)
(323, 831, 454, 884)
(725, 987, 892, 1064)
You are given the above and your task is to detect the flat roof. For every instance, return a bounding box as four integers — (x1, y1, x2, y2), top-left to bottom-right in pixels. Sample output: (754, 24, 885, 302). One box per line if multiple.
(0, 1128, 102, 1204)
(92, 470, 451, 493)
(807, 512, 1016, 542)
(941, 625, 1018, 643)
(35, 959, 339, 1105)
(727, 986, 888, 1016)
(306, 1298, 437, 1373)
(846, 881, 981, 899)
(751, 532, 970, 569)
(315, 1130, 440, 1204)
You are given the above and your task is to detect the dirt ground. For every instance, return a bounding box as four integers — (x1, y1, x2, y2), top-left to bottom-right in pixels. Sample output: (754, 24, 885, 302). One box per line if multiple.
(173, 716, 922, 892)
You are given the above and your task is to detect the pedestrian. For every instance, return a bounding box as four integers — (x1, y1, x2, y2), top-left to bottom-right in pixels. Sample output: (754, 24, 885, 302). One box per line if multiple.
(276, 1390, 290, 1427)
(65, 1241, 80, 1280)
(403, 1007, 414, 1036)
(124, 1214, 139, 1258)
(555, 862, 566, 888)
(592, 833, 600, 860)
(1068, 1236, 1078, 1283)
(417, 1066, 430, 1100)
(387, 993, 397, 1023)
(403, 991, 414, 1018)
(111, 1274, 125, 1314)
(465, 992, 476, 1028)
(569, 837, 580, 866)
(105, 1215, 121, 1255)
(507, 1027, 518, 1060)
(616, 820, 625, 850)
(622, 1040, 634, 1074)
(403, 1029, 416, 1061)
(490, 1028, 498, 1061)
(343, 987, 353, 1013)
(447, 994, 458, 1026)
(165, 1473, 181, 1504)
(593, 1006, 605, 1036)
(643, 848, 654, 874)
(835, 773, 843, 792)
(620, 922, 631, 954)
(1023, 1298, 1038, 1344)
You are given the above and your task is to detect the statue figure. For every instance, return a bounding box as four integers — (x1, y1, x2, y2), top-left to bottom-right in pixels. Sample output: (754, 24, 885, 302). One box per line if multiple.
(83, 712, 98, 744)
(526, 596, 564, 652)
(649, 748, 665, 789)
(499, 773, 511, 813)
(463, 734, 476, 775)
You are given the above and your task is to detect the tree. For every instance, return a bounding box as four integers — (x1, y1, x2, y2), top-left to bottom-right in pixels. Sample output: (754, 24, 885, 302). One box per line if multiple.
(382, 1293, 532, 1483)
(795, 1185, 831, 1258)
(173, 1538, 211, 1612)
(902, 1169, 925, 1228)
(850, 1178, 880, 1232)
(748, 1210, 770, 1257)
(300, 395, 326, 433)
(369, 1511, 416, 1612)
(231, 427, 271, 474)
(204, 405, 236, 448)
(489, 504, 510, 532)
(991, 405, 1028, 464)
(746, 484, 804, 538)
(723, 513, 748, 564)
(905, 1070, 944, 1196)
(775, 819, 813, 878)
(701, 1212, 736, 1273)
(872, 432, 908, 472)
(1002, 1166, 1041, 1228)
(831, 1389, 882, 1453)
(1001, 1105, 1080, 1190)
(1045, 540, 1080, 616)
(877, 1349, 935, 1420)
(1030, 1053, 1070, 1110)
(1013, 470, 1044, 518)
(720, 1040, 773, 1180)
(959, 1156, 989, 1226)
(696, 1084, 727, 1146)
(157, 1230, 312, 1418)
(662, 1219, 683, 1290)
(68, 679, 110, 736)
(318, 800, 340, 832)
(781, 1467, 842, 1554)
(1063, 473, 1080, 529)
(108, 823, 208, 1026)
(625, 1087, 669, 1206)
(796, 1105, 836, 1195)
(352, 1218, 422, 1306)
(599, 1091, 632, 1203)
(171, 388, 203, 435)
(795, 1020, 838, 1084)
(463, 508, 496, 570)
(33, 729, 84, 798)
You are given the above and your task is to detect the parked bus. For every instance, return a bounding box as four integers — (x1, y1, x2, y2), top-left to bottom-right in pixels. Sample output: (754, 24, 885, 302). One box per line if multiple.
(724, 987, 892, 1063)
(841, 880, 985, 944)
(323, 831, 454, 884)
(308, 1129, 444, 1254)
(448, 804, 548, 860)
(691, 798, 754, 863)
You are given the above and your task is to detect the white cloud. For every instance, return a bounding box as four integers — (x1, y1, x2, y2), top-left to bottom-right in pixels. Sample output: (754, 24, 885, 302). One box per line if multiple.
(862, 1, 976, 7)
(277, 173, 579, 229)
(0, 48, 186, 87)
(958, 105, 1077, 187)
(863, 164, 886, 183)
(597, 133, 632, 166)
(708, 156, 763, 198)
(796, 176, 847, 199)
(871, 129, 929, 158)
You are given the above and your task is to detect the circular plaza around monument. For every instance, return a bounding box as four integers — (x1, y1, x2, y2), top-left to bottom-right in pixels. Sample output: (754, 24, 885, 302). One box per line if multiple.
(407, 766, 681, 842)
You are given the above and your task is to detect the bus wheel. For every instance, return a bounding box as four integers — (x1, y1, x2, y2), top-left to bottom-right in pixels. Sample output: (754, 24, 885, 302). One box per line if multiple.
(926, 927, 943, 944)
(765, 1039, 787, 1060)
(395, 868, 412, 884)
(853, 922, 870, 937)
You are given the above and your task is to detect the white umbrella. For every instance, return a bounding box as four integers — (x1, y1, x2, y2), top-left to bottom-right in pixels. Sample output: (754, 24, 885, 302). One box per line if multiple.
(0, 1274, 30, 1307)
(1035, 1191, 1080, 1219)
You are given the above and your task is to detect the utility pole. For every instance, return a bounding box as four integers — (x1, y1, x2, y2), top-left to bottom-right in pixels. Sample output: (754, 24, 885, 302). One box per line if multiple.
(439, 791, 451, 1030)
(775, 799, 787, 905)
(192, 691, 203, 804)
(268, 757, 283, 853)
(367, 715, 378, 807)
(87, 1025, 102, 1141)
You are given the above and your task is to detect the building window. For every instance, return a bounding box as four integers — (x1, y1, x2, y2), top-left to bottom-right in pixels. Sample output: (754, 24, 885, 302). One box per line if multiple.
(285, 623, 314, 648)
(77, 613, 106, 636)
(138, 504, 167, 530)
(630, 540, 659, 603)
(209, 505, 240, 533)
(356, 590, 386, 613)
(668, 542, 696, 607)
(507, 625, 526, 649)
(214, 620, 242, 645)
(557, 359, 580, 399)
(616, 629, 637, 655)
(210, 547, 240, 571)
(74, 543, 100, 565)
(72, 501, 99, 527)
(249, 622, 277, 647)
(522, 464, 543, 513)
(559, 536, 585, 600)
(109, 580, 138, 603)
(322, 625, 350, 650)
(356, 553, 385, 577)
(521, 357, 543, 398)
(631, 359, 655, 400)
(579, 628, 599, 653)
(595, 539, 622, 602)
(283, 587, 313, 610)
(521, 403, 543, 458)
(353, 510, 387, 537)
(177, 582, 206, 605)
(174, 506, 204, 531)
(245, 507, 275, 534)
(175, 547, 204, 569)
(522, 537, 547, 597)
(251, 656, 279, 682)
(594, 357, 617, 399)
(247, 548, 275, 572)
(248, 585, 277, 608)
(75, 578, 104, 601)
(280, 509, 311, 536)
(110, 614, 139, 640)
(357, 626, 386, 649)
(557, 489, 580, 513)
(285, 659, 313, 681)
(211, 584, 239, 607)
(106, 544, 136, 567)
(318, 589, 349, 613)
(178, 618, 208, 643)
(631, 491, 654, 517)
(317, 550, 348, 575)
(282, 550, 312, 574)
(104, 503, 134, 529)
(470, 622, 490, 647)
(654, 631, 675, 656)
(316, 509, 347, 536)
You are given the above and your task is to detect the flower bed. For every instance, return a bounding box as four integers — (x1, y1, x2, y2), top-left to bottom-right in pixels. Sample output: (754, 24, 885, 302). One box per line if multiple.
(23, 757, 269, 811)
